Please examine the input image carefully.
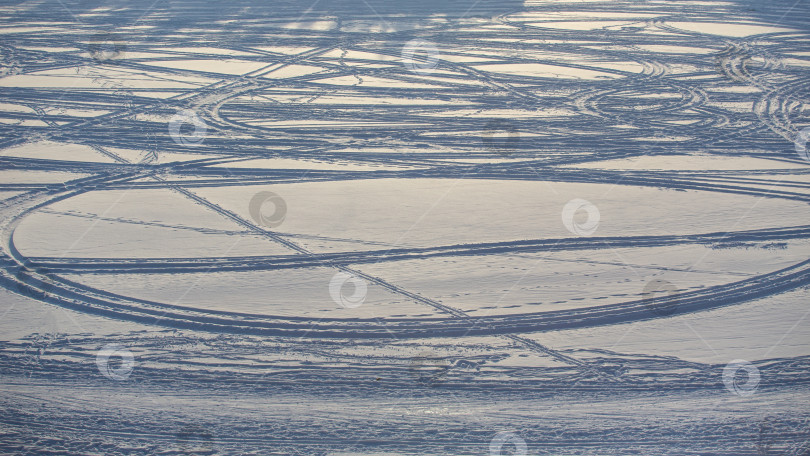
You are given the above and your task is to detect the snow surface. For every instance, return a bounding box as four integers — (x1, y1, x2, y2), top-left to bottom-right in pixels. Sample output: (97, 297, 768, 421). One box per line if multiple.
(0, 0, 809, 454)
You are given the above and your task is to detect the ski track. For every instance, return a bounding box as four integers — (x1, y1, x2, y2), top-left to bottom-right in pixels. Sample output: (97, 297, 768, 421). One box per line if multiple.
(0, 0, 809, 454)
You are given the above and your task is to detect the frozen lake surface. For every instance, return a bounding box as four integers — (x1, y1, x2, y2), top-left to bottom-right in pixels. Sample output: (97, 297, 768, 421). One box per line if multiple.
(0, 0, 809, 454)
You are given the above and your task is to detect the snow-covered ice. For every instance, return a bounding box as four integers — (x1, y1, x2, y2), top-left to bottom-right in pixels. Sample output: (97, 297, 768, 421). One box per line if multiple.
(0, 0, 809, 454)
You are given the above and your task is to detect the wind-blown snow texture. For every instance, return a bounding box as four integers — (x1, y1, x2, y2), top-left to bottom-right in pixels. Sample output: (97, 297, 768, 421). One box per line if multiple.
(0, 0, 809, 454)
